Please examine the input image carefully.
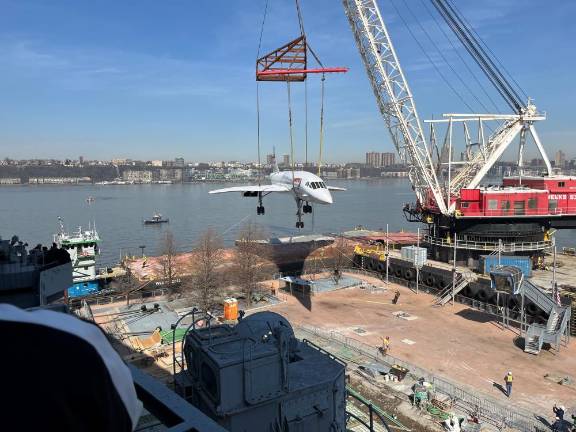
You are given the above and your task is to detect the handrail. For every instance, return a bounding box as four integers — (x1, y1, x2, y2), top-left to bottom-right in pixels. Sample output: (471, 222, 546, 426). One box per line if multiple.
(423, 235, 553, 252)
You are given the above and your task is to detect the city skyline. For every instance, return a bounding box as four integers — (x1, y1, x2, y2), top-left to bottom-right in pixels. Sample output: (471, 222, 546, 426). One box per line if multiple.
(0, 1, 575, 162)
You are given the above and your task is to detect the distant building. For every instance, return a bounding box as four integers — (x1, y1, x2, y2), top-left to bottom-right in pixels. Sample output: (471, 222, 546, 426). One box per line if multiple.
(79, 156, 84, 165)
(174, 157, 185, 168)
(123, 170, 153, 183)
(366, 151, 395, 168)
(151, 160, 163, 167)
(555, 150, 566, 168)
(28, 177, 91, 184)
(282, 154, 290, 167)
(381, 152, 395, 166)
(266, 154, 275, 165)
(0, 178, 21, 185)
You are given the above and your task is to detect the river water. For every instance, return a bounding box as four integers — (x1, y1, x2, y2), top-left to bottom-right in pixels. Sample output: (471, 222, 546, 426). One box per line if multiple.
(0, 180, 573, 266)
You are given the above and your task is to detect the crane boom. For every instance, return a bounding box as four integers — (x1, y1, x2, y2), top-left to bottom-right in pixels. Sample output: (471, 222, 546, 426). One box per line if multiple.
(343, 0, 448, 215)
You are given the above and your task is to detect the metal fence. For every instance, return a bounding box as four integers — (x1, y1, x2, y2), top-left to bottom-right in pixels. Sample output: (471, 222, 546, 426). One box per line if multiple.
(297, 325, 548, 432)
(423, 235, 553, 252)
(68, 288, 170, 309)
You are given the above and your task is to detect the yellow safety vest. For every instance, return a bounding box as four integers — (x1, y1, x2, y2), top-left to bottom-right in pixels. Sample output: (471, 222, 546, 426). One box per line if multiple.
(505, 374, 513, 383)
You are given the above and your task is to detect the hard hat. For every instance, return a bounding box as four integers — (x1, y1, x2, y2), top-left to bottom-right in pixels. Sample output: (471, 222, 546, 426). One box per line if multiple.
(508, 371, 512, 374)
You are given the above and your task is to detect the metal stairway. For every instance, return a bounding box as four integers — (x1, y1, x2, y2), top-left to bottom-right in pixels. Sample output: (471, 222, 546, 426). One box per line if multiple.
(521, 281, 571, 355)
(524, 325, 544, 355)
(435, 272, 475, 306)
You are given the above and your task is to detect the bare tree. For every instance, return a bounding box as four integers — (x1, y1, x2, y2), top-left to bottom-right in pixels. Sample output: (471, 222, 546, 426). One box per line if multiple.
(159, 230, 177, 290)
(190, 229, 224, 313)
(232, 222, 266, 306)
(330, 235, 349, 285)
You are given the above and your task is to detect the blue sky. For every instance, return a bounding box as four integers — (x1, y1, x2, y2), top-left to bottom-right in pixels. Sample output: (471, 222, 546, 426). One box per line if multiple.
(0, 0, 574, 163)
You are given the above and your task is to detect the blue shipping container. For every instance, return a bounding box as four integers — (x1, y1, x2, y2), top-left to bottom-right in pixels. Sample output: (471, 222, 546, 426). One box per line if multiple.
(479, 255, 532, 277)
(67, 281, 100, 298)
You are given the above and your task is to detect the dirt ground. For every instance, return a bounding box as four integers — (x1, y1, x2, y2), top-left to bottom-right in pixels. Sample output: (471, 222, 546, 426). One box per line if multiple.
(269, 273, 576, 416)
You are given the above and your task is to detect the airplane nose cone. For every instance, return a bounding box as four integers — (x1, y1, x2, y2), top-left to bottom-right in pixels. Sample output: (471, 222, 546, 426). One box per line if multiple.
(323, 190, 333, 204)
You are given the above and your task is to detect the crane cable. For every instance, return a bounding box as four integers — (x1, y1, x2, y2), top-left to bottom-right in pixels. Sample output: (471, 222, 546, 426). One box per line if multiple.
(400, 0, 494, 115)
(255, 0, 270, 186)
(389, 0, 477, 114)
(446, 0, 528, 103)
(304, 77, 308, 166)
(418, 0, 501, 114)
(286, 80, 296, 185)
(317, 74, 325, 176)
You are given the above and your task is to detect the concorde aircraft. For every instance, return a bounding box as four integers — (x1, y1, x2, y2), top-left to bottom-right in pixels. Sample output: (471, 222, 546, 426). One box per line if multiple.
(209, 162, 345, 228)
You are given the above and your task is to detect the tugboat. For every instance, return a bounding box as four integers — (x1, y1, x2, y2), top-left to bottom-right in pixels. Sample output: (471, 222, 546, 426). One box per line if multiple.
(54, 217, 101, 298)
(143, 213, 169, 225)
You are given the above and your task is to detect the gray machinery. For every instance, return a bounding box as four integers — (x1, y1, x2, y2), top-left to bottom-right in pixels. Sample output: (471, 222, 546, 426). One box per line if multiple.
(179, 311, 347, 431)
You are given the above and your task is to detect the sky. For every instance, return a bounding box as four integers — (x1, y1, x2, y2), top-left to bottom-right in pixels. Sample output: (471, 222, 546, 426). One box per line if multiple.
(0, 0, 575, 163)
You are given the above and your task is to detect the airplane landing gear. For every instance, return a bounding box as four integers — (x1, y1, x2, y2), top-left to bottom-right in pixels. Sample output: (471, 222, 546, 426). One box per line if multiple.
(296, 199, 304, 229)
(257, 192, 265, 215)
(303, 202, 312, 214)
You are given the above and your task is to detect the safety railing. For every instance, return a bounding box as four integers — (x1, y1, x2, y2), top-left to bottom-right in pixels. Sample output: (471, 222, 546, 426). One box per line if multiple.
(423, 235, 553, 252)
(68, 288, 170, 309)
(296, 325, 548, 432)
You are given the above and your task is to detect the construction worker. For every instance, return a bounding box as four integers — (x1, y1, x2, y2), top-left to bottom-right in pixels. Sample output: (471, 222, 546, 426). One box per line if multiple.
(504, 371, 513, 397)
(392, 290, 400, 304)
(553, 404, 565, 422)
(379, 336, 390, 355)
(142, 256, 147, 268)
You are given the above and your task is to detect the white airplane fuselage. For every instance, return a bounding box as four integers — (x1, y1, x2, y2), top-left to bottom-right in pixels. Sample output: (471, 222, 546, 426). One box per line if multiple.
(270, 170, 333, 205)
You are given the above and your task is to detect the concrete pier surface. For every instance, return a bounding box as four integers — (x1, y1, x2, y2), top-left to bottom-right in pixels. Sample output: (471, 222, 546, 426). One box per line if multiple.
(266, 272, 576, 416)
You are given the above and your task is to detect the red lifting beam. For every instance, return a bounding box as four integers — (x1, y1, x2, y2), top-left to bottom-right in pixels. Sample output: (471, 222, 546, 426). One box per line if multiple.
(257, 67, 348, 78)
(256, 35, 347, 82)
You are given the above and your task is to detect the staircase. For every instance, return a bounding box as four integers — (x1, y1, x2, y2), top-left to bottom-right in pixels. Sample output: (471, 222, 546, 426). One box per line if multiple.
(435, 272, 475, 306)
(521, 280, 558, 315)
(521, 280, 571, 355)
(524, 324, 544, 354)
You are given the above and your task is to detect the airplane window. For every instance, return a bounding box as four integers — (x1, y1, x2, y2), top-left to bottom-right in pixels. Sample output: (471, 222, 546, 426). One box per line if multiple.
(312, 183, 317, 189)
(321, 182, 326, 188)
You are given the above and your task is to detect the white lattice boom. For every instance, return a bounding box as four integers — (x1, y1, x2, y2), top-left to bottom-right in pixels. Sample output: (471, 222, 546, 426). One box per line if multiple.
(343, 0, 448, 215)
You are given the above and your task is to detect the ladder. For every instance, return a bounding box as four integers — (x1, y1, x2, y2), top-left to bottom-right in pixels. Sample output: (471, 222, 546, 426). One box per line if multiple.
(434, 272, 473, 306)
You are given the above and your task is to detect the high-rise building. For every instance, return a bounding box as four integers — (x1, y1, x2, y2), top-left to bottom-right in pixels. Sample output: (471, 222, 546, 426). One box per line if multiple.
(174, 157, 185, 168)
(266, 154, 275, 165)
(365, 151, 380, 167)
(366, 151, 395, 167)
(381, 152, 395, 166)
(555, 150, 566, 168)
(282, 154, 290, 167)
(79, 156, 84, 165)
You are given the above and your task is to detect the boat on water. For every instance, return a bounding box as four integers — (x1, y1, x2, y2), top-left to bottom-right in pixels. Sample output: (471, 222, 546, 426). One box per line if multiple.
(54, 217, 102, 298)
(143, 213, 169, 225)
